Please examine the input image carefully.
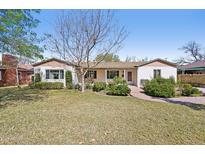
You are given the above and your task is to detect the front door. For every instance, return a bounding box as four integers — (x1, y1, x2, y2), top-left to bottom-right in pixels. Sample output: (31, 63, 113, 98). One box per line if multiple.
(127, 71, 132, 82)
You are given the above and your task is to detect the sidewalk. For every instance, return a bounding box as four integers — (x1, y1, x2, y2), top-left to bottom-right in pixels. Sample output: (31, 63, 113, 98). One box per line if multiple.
(129, 85, 205, 104)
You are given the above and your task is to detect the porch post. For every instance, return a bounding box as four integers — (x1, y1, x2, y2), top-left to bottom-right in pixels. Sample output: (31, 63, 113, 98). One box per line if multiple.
(105, 69, 107, 83)
(124, 69, 126, 80)
(64, 69, 66, 88)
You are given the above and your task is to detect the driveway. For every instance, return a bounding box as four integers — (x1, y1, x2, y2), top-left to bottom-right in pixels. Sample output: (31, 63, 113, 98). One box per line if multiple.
(129, 85, 205, 105)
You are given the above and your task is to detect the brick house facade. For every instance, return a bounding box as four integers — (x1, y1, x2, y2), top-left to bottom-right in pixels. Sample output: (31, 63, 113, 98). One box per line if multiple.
(0, 54, 33, 86)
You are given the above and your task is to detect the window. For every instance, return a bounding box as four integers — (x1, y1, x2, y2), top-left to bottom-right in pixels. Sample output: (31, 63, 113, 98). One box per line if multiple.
(45, 70, 64, 79)
(85, 70, 97, 79)
(60, 70, 64, 79)
(107, 70, 119, 79)
(46, 70, 49, 79)
(154, 69, 161, 78)
(0, 70, 2, 80)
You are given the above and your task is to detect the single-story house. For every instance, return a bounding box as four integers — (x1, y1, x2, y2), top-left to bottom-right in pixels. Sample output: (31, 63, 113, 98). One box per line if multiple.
(33, 58, 177, 87)
(178, 60, 205, 74)
(0, 54, 33, 86)
(33, 58, 79, 87)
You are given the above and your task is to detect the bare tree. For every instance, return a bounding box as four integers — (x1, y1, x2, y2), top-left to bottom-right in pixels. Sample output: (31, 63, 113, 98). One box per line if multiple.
(46, 10, 127, 92)
(125, 56, 136, 62)
(177, 41, 205, 65)
(125, 56, 149, 62)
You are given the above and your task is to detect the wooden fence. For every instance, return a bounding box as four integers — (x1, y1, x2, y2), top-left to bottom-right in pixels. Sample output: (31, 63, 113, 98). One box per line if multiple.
(178, 74, 205, 86)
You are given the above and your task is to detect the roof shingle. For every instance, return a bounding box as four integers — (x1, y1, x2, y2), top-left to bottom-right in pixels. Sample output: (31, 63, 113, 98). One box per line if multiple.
(82, 61, 146, 69)
(179, 60, 205, 69)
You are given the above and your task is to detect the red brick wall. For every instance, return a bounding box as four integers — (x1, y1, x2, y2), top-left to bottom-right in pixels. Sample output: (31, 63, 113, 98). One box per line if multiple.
(19, 71, 32, 85)
(1, 54, 17, 86)
(0, 54, 33, 86)
(2, 54, 17, 67)
(3, 68, 17, 86)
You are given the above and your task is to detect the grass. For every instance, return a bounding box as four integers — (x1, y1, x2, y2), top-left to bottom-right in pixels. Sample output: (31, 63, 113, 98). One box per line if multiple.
(0, 87, 205, 144)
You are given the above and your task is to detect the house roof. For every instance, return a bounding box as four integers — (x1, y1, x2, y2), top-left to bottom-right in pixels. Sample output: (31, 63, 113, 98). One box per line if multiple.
(32, 58, 74, 67)
(179, 60, 205, 70)
(32, 58, 176, 69)
(82, 61, 146, 69)
(0, 65, 33, 72)
(33, 58, 146, 69)
(137, 58, 177, 67)
(19, 64, 33, 70)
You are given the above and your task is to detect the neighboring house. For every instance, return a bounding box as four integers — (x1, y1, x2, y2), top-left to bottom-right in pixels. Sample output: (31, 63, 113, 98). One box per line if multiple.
(178, 60, 205, 74)
(0, 54, 33, 86)
(32, 58, 78, 87)
(33, 58, 177, 87)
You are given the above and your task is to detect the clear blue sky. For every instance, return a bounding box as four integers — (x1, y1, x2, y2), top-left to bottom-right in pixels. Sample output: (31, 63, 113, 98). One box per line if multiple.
(35, 9, 205, 61)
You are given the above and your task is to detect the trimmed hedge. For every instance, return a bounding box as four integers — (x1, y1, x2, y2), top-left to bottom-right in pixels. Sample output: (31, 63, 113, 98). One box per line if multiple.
(66, 71, 73, 89)
(106, 77, 130, 96)
(31, 82, 64, 89)
(34, 73, 41, 83)
(93, 82, 106, 92)
(144, 77, 175, 98)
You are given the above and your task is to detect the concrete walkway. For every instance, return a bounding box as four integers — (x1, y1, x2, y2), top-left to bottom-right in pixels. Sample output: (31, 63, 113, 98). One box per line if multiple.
(129, 85, 205, 105)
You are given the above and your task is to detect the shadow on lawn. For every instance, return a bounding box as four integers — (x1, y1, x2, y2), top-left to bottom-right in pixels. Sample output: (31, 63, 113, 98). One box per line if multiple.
(138, 90, 205, 111)
(159, 98, 205, 111)
(0, 87, 45, 109)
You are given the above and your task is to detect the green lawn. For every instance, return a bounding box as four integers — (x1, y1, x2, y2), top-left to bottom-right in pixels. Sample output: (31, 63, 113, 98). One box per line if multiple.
(0, 87, 205, 144)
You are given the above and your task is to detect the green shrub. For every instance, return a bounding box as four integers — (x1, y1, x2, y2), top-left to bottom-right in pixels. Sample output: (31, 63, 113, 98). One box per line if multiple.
(106, 83, 130, 96)
(32, 82, 64, 89)
(191, 87, 201, 96)
(181, 84, 192, 96)
(112, 77, 127, 85)
(29, 82, 35, 89)
(66, 71, 73, 89)
(74, 83, 81, 90)
(93, 82, 106, 92)
(191, 87, 201, 94)
(85, 82, 94, 89)
(144, 77, 175, 98)
(106, 77, 130, 96)
(180, 84, 202, 96)
(169, 76, 176, 85)
(155, 77, 176, 85)
(34, 73, 41, 83)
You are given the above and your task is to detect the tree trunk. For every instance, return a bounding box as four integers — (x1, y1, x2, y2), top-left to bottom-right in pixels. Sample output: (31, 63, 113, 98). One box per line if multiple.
(81, 74, 85, 93)
(80, 68, 85, 93)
